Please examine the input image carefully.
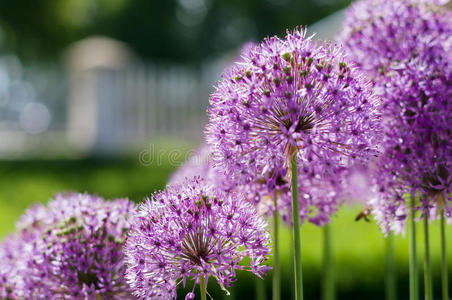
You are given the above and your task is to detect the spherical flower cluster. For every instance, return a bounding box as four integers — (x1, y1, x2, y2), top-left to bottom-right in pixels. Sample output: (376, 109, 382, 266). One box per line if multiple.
(1, 193, 136, 299)
(340, 0, 452, 81)
(374, 59, 452, 233)
(340, 0, 452, 233)
(206, 28, 381, 226)
(124, 177, 271, 299)
(0, 235, 28, 299)
(1, 203, 58, 299)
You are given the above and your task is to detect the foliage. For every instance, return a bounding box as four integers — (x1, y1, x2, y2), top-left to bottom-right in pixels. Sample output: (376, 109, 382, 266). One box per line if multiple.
(0, 0, 351, 62)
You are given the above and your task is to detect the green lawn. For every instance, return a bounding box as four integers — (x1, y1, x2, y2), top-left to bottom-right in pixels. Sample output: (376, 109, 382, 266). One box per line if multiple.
(0, 151, 451, 299)
(0, 157, 174, 237)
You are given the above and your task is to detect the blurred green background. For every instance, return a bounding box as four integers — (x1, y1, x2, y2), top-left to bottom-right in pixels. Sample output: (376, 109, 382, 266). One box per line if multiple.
(0, 0, 351, 62)
(0, 144, 451, 300)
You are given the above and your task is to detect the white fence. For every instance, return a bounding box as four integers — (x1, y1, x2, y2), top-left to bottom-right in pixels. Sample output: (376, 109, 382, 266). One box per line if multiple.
(80, 64, 215, 154)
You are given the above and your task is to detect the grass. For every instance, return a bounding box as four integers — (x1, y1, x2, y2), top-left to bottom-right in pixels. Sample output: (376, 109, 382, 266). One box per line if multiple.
(0, 157, 175, 237)
(0, 151, 451, 299)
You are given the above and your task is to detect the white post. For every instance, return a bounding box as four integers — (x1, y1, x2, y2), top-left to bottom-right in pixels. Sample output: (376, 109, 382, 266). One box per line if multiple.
(65, 36, 132, 155)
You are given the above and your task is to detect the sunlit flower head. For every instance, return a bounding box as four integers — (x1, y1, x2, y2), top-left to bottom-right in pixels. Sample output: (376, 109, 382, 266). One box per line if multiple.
(206, 28, 380, 225)
(124, 177, 271, 299)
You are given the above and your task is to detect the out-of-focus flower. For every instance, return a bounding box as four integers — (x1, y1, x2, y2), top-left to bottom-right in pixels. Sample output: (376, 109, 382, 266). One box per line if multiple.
(341, 0, 452, 233)
(124, 177, 271, 299)
(374, 59, 452, 233)
(7, 193, 137, 299)
(1, 203, 56, 299)
(0, 235, 29, 300)
(206, 28, 381, 226)
(340, 0, 452, 81)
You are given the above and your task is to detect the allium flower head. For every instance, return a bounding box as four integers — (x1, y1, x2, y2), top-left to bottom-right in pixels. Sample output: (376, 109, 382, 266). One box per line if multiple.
(340, 0, 452, 80)
(373, 58, 452, 233)
(1, 202, 59, 299)
(340, 0, 452, 233)
(206, 28, 380, 225)
(0, 235, 29, 300)
(124, 177, 271, 299)
(18, 193, 136, 299)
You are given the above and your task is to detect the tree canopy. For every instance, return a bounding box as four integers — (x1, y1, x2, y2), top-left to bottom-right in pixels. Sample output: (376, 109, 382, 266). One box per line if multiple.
(0, 0, 350, 62)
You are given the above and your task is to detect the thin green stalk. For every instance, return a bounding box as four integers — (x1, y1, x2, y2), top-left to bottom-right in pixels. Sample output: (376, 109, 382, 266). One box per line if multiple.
(291, 153, 303, 300)
(255, 277, 266, 300)
(273, 191, 281, 300)
(322, 223, 334, 300)
(423, 212, 433, 300)
(441, 208, 449, 300)
(385, 233, 396, 300)
(409, 196, 418, 300)
(200, 276, 207, 300)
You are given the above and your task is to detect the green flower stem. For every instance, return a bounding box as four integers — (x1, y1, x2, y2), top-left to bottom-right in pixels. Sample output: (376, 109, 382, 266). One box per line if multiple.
(441, 208, 449, 300)
(385, 233, 396, 300)
(273, 191, 281, 300)
(409, 196, 418, 300)
(200, 276, 207, 300)
(255, 277, 266, 300)
(291, 153, 304, 300)
(423, 212, 433, 300)
(322, 223, 334, 300)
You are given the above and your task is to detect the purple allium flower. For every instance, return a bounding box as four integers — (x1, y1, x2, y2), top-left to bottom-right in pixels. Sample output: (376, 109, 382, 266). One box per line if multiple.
(340, 0, 452, 233)
(0, 235, 29, 300)
(124, 177, 271, 299)
(206, 28, 381, 226)
(1, 204, 56, 300)
(16, 203, 51, 231)
(374, 59, 452, 233)
(340, 0, 452, 81)
(16, 193, 136, 299)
